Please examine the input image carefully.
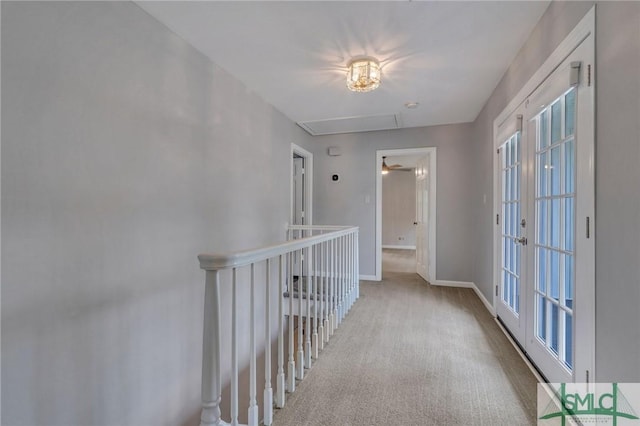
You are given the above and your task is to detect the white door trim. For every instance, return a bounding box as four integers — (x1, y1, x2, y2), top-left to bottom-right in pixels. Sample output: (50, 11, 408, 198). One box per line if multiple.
(376, 147, 437, 282)
(290, 143, 313, 226)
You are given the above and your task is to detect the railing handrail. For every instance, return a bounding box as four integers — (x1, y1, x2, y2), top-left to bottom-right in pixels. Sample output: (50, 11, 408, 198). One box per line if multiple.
(198, 225, 358, 271)
(197, 224, 360, 426)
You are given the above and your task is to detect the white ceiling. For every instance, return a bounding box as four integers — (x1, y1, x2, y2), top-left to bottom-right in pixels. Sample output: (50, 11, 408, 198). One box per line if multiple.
(136, 1, 550, 135)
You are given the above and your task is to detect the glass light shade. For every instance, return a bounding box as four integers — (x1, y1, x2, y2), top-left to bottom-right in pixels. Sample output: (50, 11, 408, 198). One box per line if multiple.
(347, 58, 381, 93)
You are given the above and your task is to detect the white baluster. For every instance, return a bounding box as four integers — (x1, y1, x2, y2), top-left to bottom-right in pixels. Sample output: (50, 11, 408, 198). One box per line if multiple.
(336, 236, 340, 325)
(348, 234, 352, 309)
(345, 235, 350, 313)
(304, 245, 312, 368)
(248, 264, 258, 426)
(352, 232, 356, 305)
(200, 270, 222, 426)
(231, 268, 238, 426)
(343, 236, 347, 318)
(348, 233, 353, 311)
(344, 234, 349, 314)
(296, 247, 304, 379)
(264, 259, 273, 425)
(287, 252, 295, 393)
(336, 237, 344, 328)
(356, 230, 360, 299)
(312, 243, 319, 360)
(329, 238, 335, 336)
(354, 231, 358, 301)
(276, 255, 286, 408)
(344, 235, 349, 316)
(342, 235, 346, 316)
(319, 240, 326, 348)
(343, 236, 347, 320)
(323, 239, 328, 344)
(353, 232, 360, 303)
(353, 233, 357, 301)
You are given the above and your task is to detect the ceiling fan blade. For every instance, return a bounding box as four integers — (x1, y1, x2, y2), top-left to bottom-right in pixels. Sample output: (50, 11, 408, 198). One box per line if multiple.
(388, 164, 403, 168)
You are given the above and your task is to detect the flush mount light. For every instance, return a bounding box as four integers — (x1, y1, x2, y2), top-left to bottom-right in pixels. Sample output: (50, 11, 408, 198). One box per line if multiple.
(404, 102, 419, 109)
(346, 57, 381, 93)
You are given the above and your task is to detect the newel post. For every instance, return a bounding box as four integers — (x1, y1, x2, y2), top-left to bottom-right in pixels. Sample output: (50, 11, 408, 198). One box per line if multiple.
(200, 269, 222, 426)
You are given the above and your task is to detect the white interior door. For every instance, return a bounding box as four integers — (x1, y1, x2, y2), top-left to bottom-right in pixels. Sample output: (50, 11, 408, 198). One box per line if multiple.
(415, 155, 430, 282)
(291, 155, 305, 278)
(292, 156, 305, 226)
(495, 34, 594, 384)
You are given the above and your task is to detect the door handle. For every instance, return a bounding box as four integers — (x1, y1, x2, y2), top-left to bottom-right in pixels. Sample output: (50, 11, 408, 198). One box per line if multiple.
(515, 236, 527, 245)
(413, 222, 418, 225)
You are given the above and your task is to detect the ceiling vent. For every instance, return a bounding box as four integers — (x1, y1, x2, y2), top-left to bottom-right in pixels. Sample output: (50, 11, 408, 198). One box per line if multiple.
(298, 113, 401, 136)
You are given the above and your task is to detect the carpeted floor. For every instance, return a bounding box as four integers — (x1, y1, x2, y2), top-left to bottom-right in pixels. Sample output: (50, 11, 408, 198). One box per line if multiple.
(382, 248, 417, 274)
(272, 250, 537, 425)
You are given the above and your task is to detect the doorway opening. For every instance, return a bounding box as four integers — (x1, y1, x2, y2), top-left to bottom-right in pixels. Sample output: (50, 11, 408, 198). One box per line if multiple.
(376, 147, 436, 282)
(290, 143, 313, 226)
(382, 161, 417, 275)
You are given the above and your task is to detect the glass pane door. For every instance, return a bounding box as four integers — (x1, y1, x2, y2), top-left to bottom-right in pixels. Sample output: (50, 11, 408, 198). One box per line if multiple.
(533, 88, 576, 372)
(501, 133, 522, 315)
(496, 115, 527, 344)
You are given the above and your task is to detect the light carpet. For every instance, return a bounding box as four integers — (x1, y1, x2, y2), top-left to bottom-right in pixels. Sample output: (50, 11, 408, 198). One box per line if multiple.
(272, 270, 537, 425)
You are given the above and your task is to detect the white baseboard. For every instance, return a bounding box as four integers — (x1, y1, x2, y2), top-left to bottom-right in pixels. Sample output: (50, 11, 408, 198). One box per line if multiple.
(432, 280, 474, 288)
(432, 280, 495, 316)
(382, 245, 416, 250)
(471, 285, 495, 316)
(359, 274, 378, 281)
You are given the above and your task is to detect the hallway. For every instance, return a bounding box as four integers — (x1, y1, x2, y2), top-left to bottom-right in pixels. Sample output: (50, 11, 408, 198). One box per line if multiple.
(272, 251, 537, 425)
(382, 248, 418, 275)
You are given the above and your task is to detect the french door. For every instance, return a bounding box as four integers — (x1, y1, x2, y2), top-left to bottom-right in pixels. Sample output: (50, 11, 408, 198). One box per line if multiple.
(495, 114, 527, 344)
(496, 35, 594, 383)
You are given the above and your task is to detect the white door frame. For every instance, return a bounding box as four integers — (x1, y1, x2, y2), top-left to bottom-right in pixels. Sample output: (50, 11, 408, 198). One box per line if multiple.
(376, 147, 437, 282)
(290, 143, 313, 226)
(492, 6, 595, 382)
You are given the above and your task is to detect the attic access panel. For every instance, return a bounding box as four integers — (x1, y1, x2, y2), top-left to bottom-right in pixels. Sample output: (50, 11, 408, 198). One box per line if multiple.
(298, 113, 400, 136)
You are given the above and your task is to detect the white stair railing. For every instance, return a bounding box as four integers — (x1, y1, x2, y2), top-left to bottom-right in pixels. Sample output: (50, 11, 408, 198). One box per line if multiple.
(198, 225, 359, 426)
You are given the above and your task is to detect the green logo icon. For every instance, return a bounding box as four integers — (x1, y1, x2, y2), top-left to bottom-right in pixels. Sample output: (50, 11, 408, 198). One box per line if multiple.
(539, 383, 639, 425)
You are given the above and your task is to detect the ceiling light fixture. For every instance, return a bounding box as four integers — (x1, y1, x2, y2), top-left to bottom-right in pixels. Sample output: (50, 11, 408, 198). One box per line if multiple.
(381, 156, 407, 174)
(347, 57, 381, 93)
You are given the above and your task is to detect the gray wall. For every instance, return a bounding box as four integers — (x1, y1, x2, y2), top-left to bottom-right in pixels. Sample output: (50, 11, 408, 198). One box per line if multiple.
(1, 2, 313, 425)
(309, 124, 474, 281)
(470, 1, 640, 382)
(382, 171, 416, 247)
(591, 1, 640, 383)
